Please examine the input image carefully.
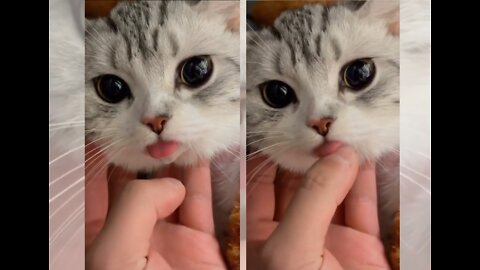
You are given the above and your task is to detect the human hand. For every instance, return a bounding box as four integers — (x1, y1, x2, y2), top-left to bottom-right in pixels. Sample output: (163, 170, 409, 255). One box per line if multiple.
(85, 142, 227, 270)
(247, 146, 390, 270)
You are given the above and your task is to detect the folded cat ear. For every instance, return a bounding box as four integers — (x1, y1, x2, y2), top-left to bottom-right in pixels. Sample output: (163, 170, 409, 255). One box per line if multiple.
(341, 0, 399, 35)
(193, 0, 240, 32)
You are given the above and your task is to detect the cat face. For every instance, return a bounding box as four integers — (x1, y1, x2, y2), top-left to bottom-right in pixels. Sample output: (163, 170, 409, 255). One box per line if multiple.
(247, 1, 399, 173)
(85, 1, 239, 171)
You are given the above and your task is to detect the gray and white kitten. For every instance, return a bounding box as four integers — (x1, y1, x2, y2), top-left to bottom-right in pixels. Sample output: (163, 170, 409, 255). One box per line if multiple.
(247, 0, 399, 242)
(85, 0, 240, 240)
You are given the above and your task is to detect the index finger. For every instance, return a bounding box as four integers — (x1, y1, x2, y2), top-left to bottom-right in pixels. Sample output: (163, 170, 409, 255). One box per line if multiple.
(269, 146, 359, 252)
(344, 162, 380, 237)
(178, 160, 215, 235)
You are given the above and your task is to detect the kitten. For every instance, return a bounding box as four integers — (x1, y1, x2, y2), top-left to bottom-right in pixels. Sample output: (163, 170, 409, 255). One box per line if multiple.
(246, 0, 399, 244)
(85, 0, 240, 243)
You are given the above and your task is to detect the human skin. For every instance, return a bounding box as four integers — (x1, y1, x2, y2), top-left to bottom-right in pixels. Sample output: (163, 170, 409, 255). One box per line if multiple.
(247, 146, 391, 270)
(85, 142, 227, 270)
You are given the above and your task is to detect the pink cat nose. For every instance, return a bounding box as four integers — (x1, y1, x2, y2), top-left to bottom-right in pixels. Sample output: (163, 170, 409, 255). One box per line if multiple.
(308, 118, 334, 136)
(143, 116, 169, 135)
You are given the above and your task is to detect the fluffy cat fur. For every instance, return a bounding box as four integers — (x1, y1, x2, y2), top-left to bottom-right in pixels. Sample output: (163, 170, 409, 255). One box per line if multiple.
(246, 0, 399, 242)
(85, 0, 240, 243)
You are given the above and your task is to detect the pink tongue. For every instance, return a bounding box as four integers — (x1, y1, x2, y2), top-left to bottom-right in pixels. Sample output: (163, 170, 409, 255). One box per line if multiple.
(146, 140, 178, 159)
(313, 141, 343, 157)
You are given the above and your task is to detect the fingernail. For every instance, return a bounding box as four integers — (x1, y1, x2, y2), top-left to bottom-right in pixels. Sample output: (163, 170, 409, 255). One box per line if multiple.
(161, 178, 184, 190)
(324, 145, 357, 165)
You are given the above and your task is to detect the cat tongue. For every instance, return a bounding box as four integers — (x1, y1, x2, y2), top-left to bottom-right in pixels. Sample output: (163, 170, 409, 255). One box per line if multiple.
(313, 141, 343, 157)
(146, 140, 178, 159)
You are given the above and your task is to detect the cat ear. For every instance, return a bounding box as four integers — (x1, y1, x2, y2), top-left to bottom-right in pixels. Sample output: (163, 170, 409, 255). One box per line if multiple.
(84, 18, 108, 36)
(193, 0, 240, 32)
(338, 0, 368, 11)
(85, 18, 94, 31)
(342, 0, 399, 35)
(246, 15, 261, 32)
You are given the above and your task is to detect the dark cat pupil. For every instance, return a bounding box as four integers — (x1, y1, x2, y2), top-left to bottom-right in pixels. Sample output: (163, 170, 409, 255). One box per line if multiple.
(181, 56, 212, 87)
(344, 59, 375, 90)
(184, 58, 206, 81)
(261, 80, 296, 109)
(348, 62, 369, 83)
(113, 80, 122, 90)
(95, 74, 131, 103)
(110, 80, 122, 96)
(272, 85, 288, 101)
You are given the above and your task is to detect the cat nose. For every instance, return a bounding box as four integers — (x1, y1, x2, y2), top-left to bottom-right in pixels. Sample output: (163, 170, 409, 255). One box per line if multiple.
(143, 115, 169, 135)
(308, 117, 334, 136)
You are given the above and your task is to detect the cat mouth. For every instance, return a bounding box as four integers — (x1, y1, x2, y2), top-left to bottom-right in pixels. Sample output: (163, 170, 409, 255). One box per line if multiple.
(312, 141, 343, 157)
(146, 140, 178, 159)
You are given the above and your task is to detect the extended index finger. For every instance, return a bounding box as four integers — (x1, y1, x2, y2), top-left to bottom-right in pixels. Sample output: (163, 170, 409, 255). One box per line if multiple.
(344, 162, 380, 237)
(178, 160, 215, 235)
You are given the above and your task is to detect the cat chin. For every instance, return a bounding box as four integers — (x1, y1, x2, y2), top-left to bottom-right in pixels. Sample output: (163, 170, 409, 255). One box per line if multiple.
(108, 147, 216, 172)
(266, 142, 397, 174)
(110, 153, 177, 172)
(173, 151, 207, 167)
(266, 149, 317, 174)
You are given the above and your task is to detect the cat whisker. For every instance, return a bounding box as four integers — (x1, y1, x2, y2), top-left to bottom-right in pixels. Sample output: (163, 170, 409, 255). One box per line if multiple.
(402, 147, 430, 160)
(211, 160, 233, 184)
(49, 121, 85, 127)
(50, 134, 114, 165)
(247, 135, 286, 147)
(49, 124, 85, 132)
(49, 144, 85, 165)
(50, 223, 83, 264)
(400, 172, 431, 195)
(247, 131, 286, 137)
(400, 164, 430, 180)
(247, 130, 286, 135)
(85, 127, 119, 132)
(49, 176, 84, 204)
(247, 159, 277, 193)
(246, 153, 276, 185)
(247, 141, 290, 159)
(221, 148, 241, 160)
(84, 140, 127, 178)
(85, 142, 125, 182)
(49, 164, 84, 187)
(200, 138, 241, 160)
(84, 138, 123, 159)
(376, 160, 389, 172)
(88, 145, 129, 187)
(49, 202, 84, 246)
(246, 143, 295, 191)
(49, 185, 84, 220)
(105, 150, 131, 185)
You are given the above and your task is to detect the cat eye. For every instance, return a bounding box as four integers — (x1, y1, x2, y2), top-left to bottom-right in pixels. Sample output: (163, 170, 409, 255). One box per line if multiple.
(179, 56, 213, 88)
(342, 58, 376, 90)
(94, 74, 131, 103)
(260, 80, 297, 109)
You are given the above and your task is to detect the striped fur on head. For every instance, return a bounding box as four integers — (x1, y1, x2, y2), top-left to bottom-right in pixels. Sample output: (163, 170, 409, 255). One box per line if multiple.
(247, 0, 399, 173)
(85, 0, 240, 171)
